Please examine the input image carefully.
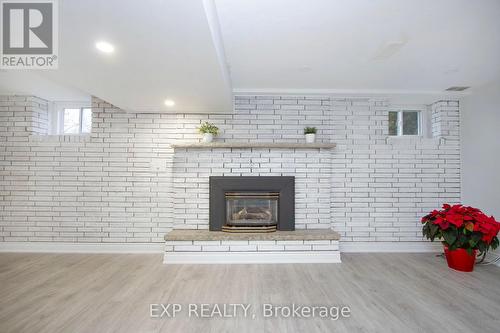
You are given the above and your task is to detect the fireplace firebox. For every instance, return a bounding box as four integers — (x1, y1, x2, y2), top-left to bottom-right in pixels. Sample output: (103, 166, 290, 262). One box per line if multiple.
(225, 192, 279, 231)
(210, 176, 294, 232)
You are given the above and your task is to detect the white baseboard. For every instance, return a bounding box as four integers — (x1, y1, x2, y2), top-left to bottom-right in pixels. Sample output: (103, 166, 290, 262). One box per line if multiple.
(163, 251, 342, 264)
(340, 241, 443, 253)
(0, 242, 164, 253)
(0, 241, 443, 254)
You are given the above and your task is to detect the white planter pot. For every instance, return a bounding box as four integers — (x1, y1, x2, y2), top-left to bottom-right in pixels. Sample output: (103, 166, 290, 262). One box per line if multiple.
(202, 133, 214, 143)
(305, 133, 316, 143)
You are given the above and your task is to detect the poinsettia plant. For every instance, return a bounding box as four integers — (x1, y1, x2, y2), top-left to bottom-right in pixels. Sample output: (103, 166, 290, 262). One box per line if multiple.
(422, 204, 500, 254)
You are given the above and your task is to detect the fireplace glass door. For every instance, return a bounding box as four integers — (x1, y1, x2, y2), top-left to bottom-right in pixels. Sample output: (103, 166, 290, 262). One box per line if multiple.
(225, 192, 279, 227)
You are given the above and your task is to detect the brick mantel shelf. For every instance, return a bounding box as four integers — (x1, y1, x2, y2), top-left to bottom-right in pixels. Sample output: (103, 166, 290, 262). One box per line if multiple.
(170, 141, 336, 149)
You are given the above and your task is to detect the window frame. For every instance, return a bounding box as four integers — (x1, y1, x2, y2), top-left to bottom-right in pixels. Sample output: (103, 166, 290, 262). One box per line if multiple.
(388, 105, 428, 137)
(52, 102, 92, 135)
(60, 107, 91, 134)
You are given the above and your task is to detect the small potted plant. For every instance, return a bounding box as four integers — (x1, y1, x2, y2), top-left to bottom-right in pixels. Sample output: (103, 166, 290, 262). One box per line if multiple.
(422, 204, 500, 272)
(304, 127, 317, 143)
(198, 121, 219, 143)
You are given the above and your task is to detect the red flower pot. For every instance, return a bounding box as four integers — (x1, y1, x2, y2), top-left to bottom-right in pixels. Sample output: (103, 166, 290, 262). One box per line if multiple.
(443, 246, 477, 272)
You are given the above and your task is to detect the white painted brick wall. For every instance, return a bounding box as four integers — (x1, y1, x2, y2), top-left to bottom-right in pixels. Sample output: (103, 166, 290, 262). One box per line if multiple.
(172, 147, 332, 230)
(432, 100, 460, 141)
(331, 98, 460, 242)
(164, 239, 339, 252)
(0, 96, 172, 243)
(0, 95, 461, 245)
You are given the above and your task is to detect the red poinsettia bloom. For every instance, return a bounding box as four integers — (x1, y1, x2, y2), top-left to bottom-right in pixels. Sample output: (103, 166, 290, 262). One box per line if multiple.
(433, 216, 449, 230)
(473, 222, 480, 232)
(422, 203, 500, 250)
(482, 233, 495, 243)
(478, 215, 500, 244)
(430, 210, 440, 217)
(445, 213, 464, 228)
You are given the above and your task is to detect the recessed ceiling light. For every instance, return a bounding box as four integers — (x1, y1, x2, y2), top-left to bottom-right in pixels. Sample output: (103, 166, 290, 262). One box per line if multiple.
(164, 99, 175, 107)
(95, 41, 115, 54)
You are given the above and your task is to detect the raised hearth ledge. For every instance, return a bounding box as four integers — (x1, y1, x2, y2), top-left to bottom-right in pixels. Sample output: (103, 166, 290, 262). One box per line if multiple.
(170, 141, 336, 149)
(165, 229, 340, 241)
(163, 251, 341, 264)
(164, 230, 341, 264)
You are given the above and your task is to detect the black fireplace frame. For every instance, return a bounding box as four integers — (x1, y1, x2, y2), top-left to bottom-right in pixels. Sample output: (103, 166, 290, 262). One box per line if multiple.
(209, 176, 295, 231)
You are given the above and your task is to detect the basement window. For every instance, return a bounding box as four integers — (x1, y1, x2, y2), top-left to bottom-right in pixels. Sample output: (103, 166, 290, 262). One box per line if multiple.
(62, 107, 92, 134)
(49, 102, 92, 135)
(388, 110, 421, 136)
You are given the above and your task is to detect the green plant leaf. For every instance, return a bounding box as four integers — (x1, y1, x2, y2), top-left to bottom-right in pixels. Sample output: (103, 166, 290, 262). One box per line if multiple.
(427, 223, 440, 241)
(491, 237, 499, 250)
(456, 232, 467, 248)
(304, 127, 317, 134)
(442, 228, 457, 246)
(422, 224, 429, 238)
(478, 242, 486, 253)
(468, 232, 482, 248)
(198, 121, 219, 135)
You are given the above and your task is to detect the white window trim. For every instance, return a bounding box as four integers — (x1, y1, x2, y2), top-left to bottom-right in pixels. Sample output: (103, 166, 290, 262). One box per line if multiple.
(389, 105, 429, 137)
(51, 101, 91, 135)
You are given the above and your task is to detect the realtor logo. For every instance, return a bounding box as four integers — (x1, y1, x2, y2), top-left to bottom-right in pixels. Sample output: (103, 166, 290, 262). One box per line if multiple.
(1, 0, 58, 69)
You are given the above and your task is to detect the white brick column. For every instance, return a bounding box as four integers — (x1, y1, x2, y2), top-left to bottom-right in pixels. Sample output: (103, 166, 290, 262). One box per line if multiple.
(431, 100, 460, 141)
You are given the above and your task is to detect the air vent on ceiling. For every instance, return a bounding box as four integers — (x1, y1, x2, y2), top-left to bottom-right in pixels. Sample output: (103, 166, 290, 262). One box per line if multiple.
(445, 86, 470, 91)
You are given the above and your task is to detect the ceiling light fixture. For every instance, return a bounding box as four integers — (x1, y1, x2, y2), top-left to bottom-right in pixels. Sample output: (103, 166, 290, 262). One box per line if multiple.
(164, 99, 175, 107)
(445, 86, 470, 91)
(95, 41, 115, 54)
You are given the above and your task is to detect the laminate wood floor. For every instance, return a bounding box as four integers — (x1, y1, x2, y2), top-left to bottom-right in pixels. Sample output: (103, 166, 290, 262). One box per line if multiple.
(0, 253, 499, 333)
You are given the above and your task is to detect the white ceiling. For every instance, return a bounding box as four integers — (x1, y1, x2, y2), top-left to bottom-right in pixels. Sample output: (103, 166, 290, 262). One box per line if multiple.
(1, 0, 500, 111)
(40, 0, 232, 113)
(0, 70, 90, 102)
(215, 0, 500, 93)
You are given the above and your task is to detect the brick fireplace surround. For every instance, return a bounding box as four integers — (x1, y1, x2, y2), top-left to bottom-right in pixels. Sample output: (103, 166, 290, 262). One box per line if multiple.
(0, 95, 460, 260)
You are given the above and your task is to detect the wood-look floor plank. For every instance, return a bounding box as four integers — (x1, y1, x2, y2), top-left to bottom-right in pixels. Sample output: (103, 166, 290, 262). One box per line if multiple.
(0, 253, 499, 333)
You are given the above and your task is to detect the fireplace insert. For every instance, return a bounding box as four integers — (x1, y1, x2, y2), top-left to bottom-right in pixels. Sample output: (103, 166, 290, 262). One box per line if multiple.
(210, 176, 294, 232)
(225, 191, 279, 231)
